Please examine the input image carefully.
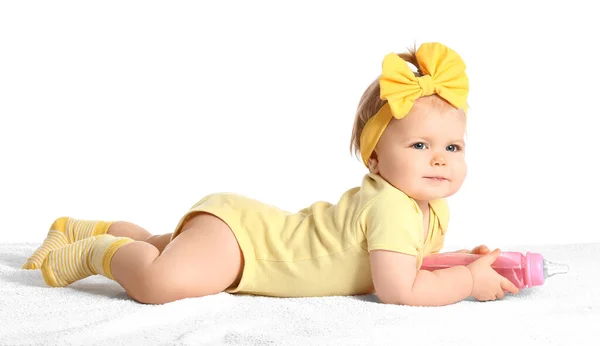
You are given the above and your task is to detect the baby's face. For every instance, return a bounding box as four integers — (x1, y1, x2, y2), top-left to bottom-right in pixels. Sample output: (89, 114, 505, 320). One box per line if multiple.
(371, 97, 467, 202)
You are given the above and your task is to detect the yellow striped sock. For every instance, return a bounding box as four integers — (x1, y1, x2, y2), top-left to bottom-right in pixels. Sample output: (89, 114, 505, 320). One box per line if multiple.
(22, 217, 114, 270)
(63, 217, 114, 242)
(41, 234, 133, 287)
(22, 230, 69, 270)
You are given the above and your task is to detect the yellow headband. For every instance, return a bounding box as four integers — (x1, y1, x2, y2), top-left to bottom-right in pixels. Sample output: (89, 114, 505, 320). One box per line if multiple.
(359, 42, 469, 168)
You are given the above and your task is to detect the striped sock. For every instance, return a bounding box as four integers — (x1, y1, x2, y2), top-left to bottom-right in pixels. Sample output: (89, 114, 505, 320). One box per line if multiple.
(41, 234, 133, 287)
(22, 217, 114, 270)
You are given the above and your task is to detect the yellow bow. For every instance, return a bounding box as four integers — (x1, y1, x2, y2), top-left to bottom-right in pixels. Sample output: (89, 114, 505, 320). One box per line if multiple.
(359, 42, 469, 168)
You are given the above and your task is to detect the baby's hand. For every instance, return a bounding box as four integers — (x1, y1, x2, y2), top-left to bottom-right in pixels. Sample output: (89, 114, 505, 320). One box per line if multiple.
(466, 249, 520, 301)
(455, 244, 491, 255)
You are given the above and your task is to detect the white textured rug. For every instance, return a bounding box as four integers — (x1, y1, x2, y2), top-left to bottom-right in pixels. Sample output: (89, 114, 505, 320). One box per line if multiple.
(0, 242, 598, 345)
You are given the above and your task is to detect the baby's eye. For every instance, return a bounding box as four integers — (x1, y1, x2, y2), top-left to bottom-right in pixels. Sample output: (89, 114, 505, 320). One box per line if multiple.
(446, 144, 461, 152)
(412, 142, 426, 150)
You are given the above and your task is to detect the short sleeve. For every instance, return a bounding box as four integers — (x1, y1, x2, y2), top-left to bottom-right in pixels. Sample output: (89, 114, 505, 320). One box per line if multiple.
(363, 191, 422, 256)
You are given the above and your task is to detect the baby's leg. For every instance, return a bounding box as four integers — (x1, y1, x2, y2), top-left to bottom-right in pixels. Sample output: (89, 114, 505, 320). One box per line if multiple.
(141, 233, 173, 254)
(111, 214, 243, 304)
(106, 221, 151, 241)
(107, 222, 172, 253)
(41, 213, 243, 304)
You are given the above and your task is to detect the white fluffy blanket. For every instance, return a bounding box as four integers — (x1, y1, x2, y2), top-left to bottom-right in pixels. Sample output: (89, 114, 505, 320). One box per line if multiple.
(0, 242, 597, 345)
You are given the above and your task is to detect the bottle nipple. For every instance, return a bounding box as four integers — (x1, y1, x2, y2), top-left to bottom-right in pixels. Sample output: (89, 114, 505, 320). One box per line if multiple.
(543, 259, 569, 279)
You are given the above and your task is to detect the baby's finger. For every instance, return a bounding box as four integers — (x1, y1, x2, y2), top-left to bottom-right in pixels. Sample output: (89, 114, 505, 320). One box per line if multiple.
(469, 245, 491, 255)
(478, 245, 490, 254)
(496, 290, 505, 299)
(479, 248, 501, 264)
(501, 278, 520, 294)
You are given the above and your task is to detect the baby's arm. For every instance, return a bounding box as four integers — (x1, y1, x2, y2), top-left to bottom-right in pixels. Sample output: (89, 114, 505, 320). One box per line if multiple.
(364, 193, 475, 305)
(370, 249, 473, 306)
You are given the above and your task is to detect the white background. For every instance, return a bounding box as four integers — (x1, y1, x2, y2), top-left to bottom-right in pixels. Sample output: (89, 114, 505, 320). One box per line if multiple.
(1, 1, 598, 250)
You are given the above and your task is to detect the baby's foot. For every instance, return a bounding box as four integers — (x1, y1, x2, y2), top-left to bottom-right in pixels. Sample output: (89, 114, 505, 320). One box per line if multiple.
(22, 217, 113, 270)
(22, 217, 70, 269)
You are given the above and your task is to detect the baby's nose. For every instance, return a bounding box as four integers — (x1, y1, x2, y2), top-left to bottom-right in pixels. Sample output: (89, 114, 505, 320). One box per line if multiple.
(431, 155, 447, 166)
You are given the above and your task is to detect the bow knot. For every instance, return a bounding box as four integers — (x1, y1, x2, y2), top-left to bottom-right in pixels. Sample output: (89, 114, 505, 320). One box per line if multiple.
(417, 75, 434, 96)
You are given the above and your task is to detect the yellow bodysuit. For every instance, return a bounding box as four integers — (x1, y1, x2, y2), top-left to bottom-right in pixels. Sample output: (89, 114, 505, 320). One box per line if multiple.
(170, 173, 449, 298)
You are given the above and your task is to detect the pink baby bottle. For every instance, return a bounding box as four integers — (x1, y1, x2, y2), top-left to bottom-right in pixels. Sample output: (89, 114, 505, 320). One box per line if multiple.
(420, 251, 569, 289)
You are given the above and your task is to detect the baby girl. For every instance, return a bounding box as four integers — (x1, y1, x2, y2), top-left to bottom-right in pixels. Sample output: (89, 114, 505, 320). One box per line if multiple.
(23, 42, 519, 306)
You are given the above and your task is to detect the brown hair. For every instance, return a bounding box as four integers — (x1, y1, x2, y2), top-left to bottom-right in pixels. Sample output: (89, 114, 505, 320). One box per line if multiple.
(349, 45, 460, 162)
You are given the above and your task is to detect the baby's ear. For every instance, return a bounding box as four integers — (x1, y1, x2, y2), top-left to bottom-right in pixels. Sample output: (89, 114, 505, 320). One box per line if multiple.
(368, 158, 379, 173)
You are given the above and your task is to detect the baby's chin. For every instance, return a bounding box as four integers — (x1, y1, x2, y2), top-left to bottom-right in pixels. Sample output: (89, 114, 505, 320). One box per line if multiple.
(390, 179, 459, 201)
(404, 187, 454, 201)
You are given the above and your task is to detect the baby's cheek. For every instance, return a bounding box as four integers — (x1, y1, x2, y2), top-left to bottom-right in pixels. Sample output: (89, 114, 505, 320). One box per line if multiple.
(452, 164, 467, 187)
(453, 157, 467, 174)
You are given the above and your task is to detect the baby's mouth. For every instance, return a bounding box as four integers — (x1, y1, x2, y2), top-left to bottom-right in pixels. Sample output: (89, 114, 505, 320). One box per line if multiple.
(424, 176, 448, 182)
